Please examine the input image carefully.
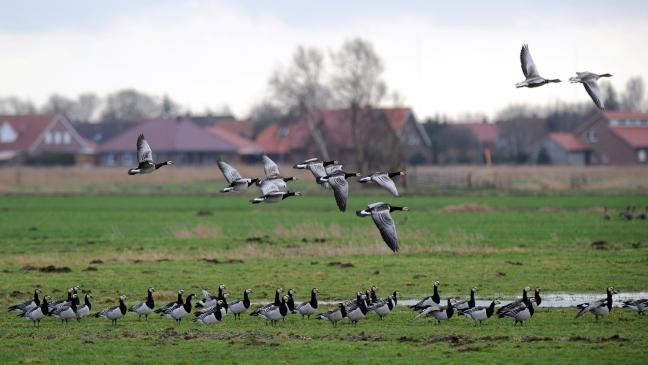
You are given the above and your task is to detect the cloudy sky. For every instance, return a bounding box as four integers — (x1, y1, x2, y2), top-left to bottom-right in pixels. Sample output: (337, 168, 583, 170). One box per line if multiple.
(1, 0, 647, 120)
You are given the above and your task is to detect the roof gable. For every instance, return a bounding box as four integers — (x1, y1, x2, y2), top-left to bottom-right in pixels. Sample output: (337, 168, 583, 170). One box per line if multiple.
(548, 132, 589, 151)
(0, 114, 57, 151)
(610, 127, 648, 148)
(453, 122, 498, 144)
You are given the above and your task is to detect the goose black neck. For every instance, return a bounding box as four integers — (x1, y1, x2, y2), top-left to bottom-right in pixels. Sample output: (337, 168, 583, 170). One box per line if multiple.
(119, 298, 127, 314)
(176, 292, 183, 305)
(323, 160, 336, 166)
(388, 172, 402, 178)
(390, 206, 405, 212)
(339, 304, 347, 317)
(433, 285, 440, 303)
(155, 162, 170, 170)
(446, 299, 454, 318)
(469, 290, 475, 307)
(85, 295, 92, 310)
(486, 301, 496, 317)
(522, 289, 528, 302)
(310, 290, 318, 308)
(283, 177, 295, 182)
(66, 291, 73, 301)
(146, 291, 154, 308)
(33, 290, 40, 306)
(279, 298, 288, 316)
(392, 291, 398, 305)
(217, 286, 224, 300)
(370, 289, 378, 304)
(243, 291, 250, 307)
(249, 178, 260, 186)
(184, 295, 193, 312)
(41, 298, 50, 315)
(344, 172, 357, 179)
(534, 290, 541, 306)
(273, 290, 281, 306)
(214, 303, 222, 320)
(606, 289, 613, 310)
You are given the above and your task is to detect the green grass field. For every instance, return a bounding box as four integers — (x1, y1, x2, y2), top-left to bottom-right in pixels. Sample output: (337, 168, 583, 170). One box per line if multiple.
(1, 192, 648, 364)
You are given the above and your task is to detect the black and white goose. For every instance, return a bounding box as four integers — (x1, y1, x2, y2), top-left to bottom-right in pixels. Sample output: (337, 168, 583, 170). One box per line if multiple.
(18, 295, 51, 328)
(129, 287, 155, 320)
(358, 171, 406, 196)
(161, 293, 195, 325)
(293, 158, 338, 189)
(346, 293, 369, 326)
(250, 190, 302, 204)
(250, 288, 283, 317)
(460, 300, 499, 326)
(95, 295, 127, 326)
(498, 297, 535, 326)
(497, 287, 530, 315)
(49, 286, 78, 312)
(295, 288, 319, 319)
(286, 288, 297, 314)
(195, 300, 224, 325)
(357, 202, 408, 252)
(515, 44, 561, 88)
(8, 288, 41, 314)
(253, 295, 289, 327)
(369, 291, 399, 320)
(532, 288, 542, 310)
(196, 284, 226, 309)
(217, 161, 258, 192)
(452, 287, 478, 311)
(127, 134, 173, 175)
(317, 303, 347, 327)
(412, 298, 454, 324)
(410, 281, 441, 310)
(228, 289, 252, 319)
(155, 289, 183, 314)
(260, 154, 296, 187)
(569, 72, 613, 110)
(369, 286, 379, 305)
(622, 298, 648, 315)
(575, 287, 617, 320)
(75, 293, 92, 321)
(318, 167, 360, 212)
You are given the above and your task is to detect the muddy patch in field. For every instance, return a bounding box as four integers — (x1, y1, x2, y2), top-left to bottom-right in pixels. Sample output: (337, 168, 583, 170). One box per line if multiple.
(427, 334, 474, 347)
(89, 259, 104, 265)
(522, 336, 553, 342)
(327, 261, 355, 268)
(82, 266, 98, 272)
(343, 332, 383, 342)
(591, 240, 608, 250)
(21, 265, 71, 273)
(441, 203, 493, 213)
(196, 210, 213, 216)
(201, 258, 244, 264)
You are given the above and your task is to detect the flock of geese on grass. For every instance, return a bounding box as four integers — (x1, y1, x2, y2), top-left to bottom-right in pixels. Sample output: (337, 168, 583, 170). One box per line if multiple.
(603, 206, 648, 221)
(8, 284, 646, 328)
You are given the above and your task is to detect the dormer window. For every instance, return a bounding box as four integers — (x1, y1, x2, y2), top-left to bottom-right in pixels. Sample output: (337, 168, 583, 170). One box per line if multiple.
(54, 131, 62, 144)
(0, 121, 18, 143)
(582, 129, 598, 143)
(45, 132, 53, 144)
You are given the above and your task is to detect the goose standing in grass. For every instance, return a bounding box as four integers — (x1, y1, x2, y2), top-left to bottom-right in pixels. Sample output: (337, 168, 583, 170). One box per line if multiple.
(95, 295, 127, 326)
(368, 291, 399, 320)
(459, 300, 500, 326)
(638, 207, 647, 220)
(532, 288, 542, 309)
(195, 300, 224, 325)
(603, 207, 611, 221)
(8, 289, 41, 314)
(497, 287, 530, 315)
(412, 298, 454, 324)
(515, 44, 561, 88)
(196, 284, 226, 309)
(621, 206, 633, 221)
(358, 171, 406, 196)
(499, 298, 535, 326)
(575, 287, 617, 320)
(252, 295, 289, 327)
(346, 293, 369, 326)
(18, 295, 51, 328)
(217, 161, 258, 193)
(49, 287, 78, 312)
(155, 289, 183, 314)
(293, 158, 338, 188)
(286, 289, 297, 314)
(129, 287, 155, 320)
(161, 293, 195, 325)
(318, 167, 360, 212)
(228, 289, 252, 320)
(127, 134, 173, 175)
(356, 202, 408, 252)
(250, 190, 302, 204)
(296, 288, 319, 319)
(317, 303, 346, 327)
(74, 293, 92, 321)
(453, 287, 478, 311)
(622, 298, 648, 315)
(410, 281, 441, 310)
(250, 288, 283, 317)
(569, 72, 613, 110)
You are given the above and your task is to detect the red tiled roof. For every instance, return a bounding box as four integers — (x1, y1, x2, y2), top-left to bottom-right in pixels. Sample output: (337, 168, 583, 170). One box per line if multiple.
(255, 123, 310, 154)
(549, 132, 589, 151)
(0, 114, 57, 151)
(453, 122, 498, 144)
(206, 125, 263, 155)
(214, 119, 253, 138)
(383, 108, 411, 132)
(603, 111, 648, 121)
(610, 127, 648, 148)
(100, 118, 239, 152)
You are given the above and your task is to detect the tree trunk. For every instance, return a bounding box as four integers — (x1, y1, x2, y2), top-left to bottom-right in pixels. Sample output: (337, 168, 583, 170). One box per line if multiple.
(304, 110, 330, 160)
(349, 103, 365, 172)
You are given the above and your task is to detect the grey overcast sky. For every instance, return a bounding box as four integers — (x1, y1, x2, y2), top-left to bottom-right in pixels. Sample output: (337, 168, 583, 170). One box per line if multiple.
(1, 0, 647, 119)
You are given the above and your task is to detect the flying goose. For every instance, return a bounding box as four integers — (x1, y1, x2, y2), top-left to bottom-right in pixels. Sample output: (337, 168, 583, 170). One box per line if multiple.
(18, 295, 51, 328)
(569, 72, 612, 110)
(155, 289, 183, 314)
(127, 134, 173, 175)
(356, 202, 409, 252)
(195, 300, 224, 325)
(498, 297, 535, 326)
(459, 300, 500, 326)
(497, 287, 530, 315)
(515, 44, 561, 88)
(228, 289, 252, 319)
(453, 287, 478, 311)
(346, 293, 369, 326)
(317, 303, 347, 327)
(256, 177, 296, 196)
(261, 155, 296, 185)
(295, 288, 319, 319)
(250, 190, 302, 204)
(161, 293, 195, 325)
(410, 281, 441, 310)
(252, 295, 289, 327)
(8, 288, 41, 314)
(217, 161, 259, 192)
(129, 287, 155, 320)
(74, 293, 92, 321)
(622, 298, 648, 315)
(250, 288, 283, 317)
(318, 168, 360, 212)
(412, 298, 454, 324)
(358, 171, 406, 196)
(575, 287, 617, 320)
(293, 158, 338, 188)
(95, 295, 127, 326)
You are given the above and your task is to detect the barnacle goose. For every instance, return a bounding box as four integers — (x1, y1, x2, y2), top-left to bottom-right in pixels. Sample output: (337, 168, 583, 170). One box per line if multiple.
(531, 288, 542, 310)
(412, 298, 454, 324)
(8, 288, 41, 314)
(161, 293, 195, 325)
(250, 288, 283, 317)
(358, 171, 406, 196)
(196, 284, 226, 309)
(452, 287, 478, 311)
(155, 289, 183, 314)
(515, 44, 561, 88)
(575, 287, 617, 320)
(250, 191, 302, 204)
(252, 295, 289, 327)
(345, 292, 369, 326)
(261, 155, 296, 187)
(498, 297, 535, 326)
(497, 287, 530, 315)
(357, 202, 408, 252)
(318, 167, 360, 212)
(129, 287, 155, 320)
(295, 288, 319, 319)
(410, 281, 441, 310)
(217, 161, 259, 192)
(317, 303, 346, 327)
(127, 134, 173, 175)
(95, 295, 128, 326)
(195, 300, 224, 325)
(368, 291, 399, 320)
(18, 295, 51, 328)
(460, 300, 499, 326)
(622, 298, 648, 315)
(228, 289, 252, 319)
(49, 286, 78, 312)
(75, 293, 93, 321)
(51, 294, 78, 324)
(569, 72, 613, 110)
(293, 158, 338, 188)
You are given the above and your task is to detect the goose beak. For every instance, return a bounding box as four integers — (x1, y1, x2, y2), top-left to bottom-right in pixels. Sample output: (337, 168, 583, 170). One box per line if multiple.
(402, 207, 409, 211)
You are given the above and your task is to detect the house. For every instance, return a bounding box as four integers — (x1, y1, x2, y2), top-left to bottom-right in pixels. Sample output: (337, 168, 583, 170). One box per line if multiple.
(382, 108, 432, 164)
(99, 117, 260, 166)
(574, 111, 648, 165)
(0, 114, 93, 164)
(185, 114, 253, 138)
(536, 132, 590, 165)
(450, 121, 498, 164)
(73, 121, 136, 146)
(204, 125, 263, 162)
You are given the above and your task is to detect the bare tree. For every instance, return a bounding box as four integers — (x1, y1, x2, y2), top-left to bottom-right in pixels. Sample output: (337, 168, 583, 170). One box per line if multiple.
(600, 81, 620, 111)
(269, 46, 331, 159)
(100, 89, 162, 122)
(330, 38, 387, 170)
(621, 76, 645, 111)
(74, 93, 101, 121)
(0, 97, 37, 115)
(41, 93, 101, 121)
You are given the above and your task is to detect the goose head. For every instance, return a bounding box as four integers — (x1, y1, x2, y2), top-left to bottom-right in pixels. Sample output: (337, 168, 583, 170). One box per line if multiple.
(119, 295, 127, 301)
(599, 73, 613, 78)
(244, 288, 252, 294)
(148, 287, 155, 293)
(312, 288, 319, 294)
(178, 289, 184, 294)
(35, 288, 42, 294)
(434, 281, 440, 287)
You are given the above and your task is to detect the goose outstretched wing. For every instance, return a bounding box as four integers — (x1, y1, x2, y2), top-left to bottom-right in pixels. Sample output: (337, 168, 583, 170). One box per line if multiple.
(137, 134, 153, 163)
(262, 155, 281, 178)
(520, 44, 539, 79)
(583, 79, 604, 110)
(328, 175, 349, 212)
(217, 161, 242, 184)
(372, 173, 399, 196)
(371, 207, 399, 252)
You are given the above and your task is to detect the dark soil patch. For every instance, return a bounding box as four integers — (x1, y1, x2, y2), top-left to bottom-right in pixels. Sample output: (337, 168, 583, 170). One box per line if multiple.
(89, 259, 104, 265)
(82, 266, 98, 272)
(398, 336, 421, 343)
(9, 290, 23, 297)
(246, 235, 274, 245)
(600, 334, 627, 342)
(631, 242, 641, 249)
(201, 258, 244, 264)
(196, 210, 213, 216)
(505, 261, 523, 266)
(481, 336, 511, 342)
(457, 346, 482, 352)
(591, 240, 607, 250)
(522, 336, 553, 342)
(428, 334, 474, 347)
(496, 271, 507, 277)
(156, 258, 171, 262)
(344, 331, 383, 342)
(327, 261, 354, 268)
(567, 336, 589, 342)
(22, 265, 71, 273)
(28, 226, 38, 231)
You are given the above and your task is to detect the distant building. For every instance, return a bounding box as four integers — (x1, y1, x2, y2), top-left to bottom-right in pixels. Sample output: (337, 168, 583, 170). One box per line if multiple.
(536, 132, 590, 165)
(451, 121, 498, 163)
(0, 114, 93, 164)
(184, 114, 253, 138)
(73, 121, 136, 146)
(99, 117, 262, 166)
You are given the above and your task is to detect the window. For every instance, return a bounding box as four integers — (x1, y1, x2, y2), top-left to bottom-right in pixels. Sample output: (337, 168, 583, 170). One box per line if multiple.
(54, 131, 62, 144)
(63, 132, 71, 144)
(103, 153, 116, 166)
(639, 149, 647, 163)
(609, 119, 619, 126)
(583, 129, 598, 143)
(601, 152, 609, 164)
(44, 132, 52, 144)
(0, 122, 18, 143)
